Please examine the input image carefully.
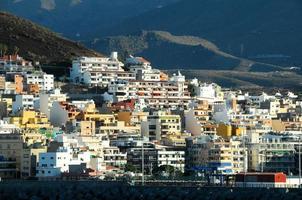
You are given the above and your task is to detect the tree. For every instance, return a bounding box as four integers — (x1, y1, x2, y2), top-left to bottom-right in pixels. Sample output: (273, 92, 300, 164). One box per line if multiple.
(125, 163, 136, 172)
(188, 84, 197, 97)
(0, 43, 8, 57)
(153, 165, 175, 177)
(13, 46, 19, 55)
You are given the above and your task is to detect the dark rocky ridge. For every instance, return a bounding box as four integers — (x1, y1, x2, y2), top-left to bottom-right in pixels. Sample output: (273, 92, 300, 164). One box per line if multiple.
(0, 12, 101, 66)
(96, 30, 284, 71)
(109, 0, 302, 68)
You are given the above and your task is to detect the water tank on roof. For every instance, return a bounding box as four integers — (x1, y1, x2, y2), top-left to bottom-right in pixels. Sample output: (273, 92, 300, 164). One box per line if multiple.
(111, 52, 118, 60)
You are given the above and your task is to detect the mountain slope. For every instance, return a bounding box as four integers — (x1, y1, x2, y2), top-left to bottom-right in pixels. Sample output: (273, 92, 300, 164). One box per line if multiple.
(0, 0, 179, 39)
(96, 31, 284, 71)
(0, 12, 101, 65)
(109, 0, 302, 68)
(169, 70, 302, 90)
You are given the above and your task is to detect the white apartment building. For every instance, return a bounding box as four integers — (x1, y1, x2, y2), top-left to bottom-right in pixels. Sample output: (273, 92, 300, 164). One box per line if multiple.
(248, 133, 296, 173)
(247, 92, 276, 106)
(25, 72, 54, 91)
(260, 99, 281, 117)
(4, 82, 16, 94)
(70, 52, 131, 87)
(190, 80, 223, 102)
(108, 72, 191, 105)
(103, 146, 127, 168)
(0, 120, 20, 134)
(82, 70, 135, 87)
(36, 147, 73, 177)
(35, 89, 67, 118)
(157, 149, 185, 172)
(126, 56, 161, 81)
(36, 147, 93, 178)
(71, 100, 95, 111)
(12, 94, 35, 113)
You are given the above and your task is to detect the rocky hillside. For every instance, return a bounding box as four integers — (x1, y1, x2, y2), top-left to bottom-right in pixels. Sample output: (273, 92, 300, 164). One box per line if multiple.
(96, 31, 284, 71)
(3, 0, 302, 71)
(0, 12, 101, 66)
(109, 0, 302, 68)
(0, 0, 179, 39)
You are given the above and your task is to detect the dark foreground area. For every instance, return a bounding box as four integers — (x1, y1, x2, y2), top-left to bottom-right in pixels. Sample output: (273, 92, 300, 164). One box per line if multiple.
(0, 181, 301, 200)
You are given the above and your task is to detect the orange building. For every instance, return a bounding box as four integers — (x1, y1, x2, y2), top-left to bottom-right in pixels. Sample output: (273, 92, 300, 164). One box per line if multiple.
(27, 84, 40, 95)
(160, 72, 169, 81)
(14, 75, 23, 94)
(0, 75, 5, 90)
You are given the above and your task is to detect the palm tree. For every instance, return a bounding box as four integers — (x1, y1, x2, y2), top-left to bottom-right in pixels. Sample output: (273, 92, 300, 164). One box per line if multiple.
(14, 46, 19, 55)
(0, 43, 8, 57)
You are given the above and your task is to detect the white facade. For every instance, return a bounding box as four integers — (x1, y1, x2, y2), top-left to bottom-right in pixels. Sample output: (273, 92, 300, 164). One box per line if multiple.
(71, 100, 95, 111)
(36, 148, 72, 177)
(36, 147, 93, 177)
(70, 52, 126, 86)
(0, 120, 20, 134)
(248, 92, 275, 106)
(108, 72, 190, 105)
(82, 70, 135, 87)
(35, 89, 67, 118)
(126, 56, 161, 81)
(49, 101, 69, 127)
(12, 94, 35, 113)
(157, 149, 185, 172)
(25, 72, 54, 91)
(185, 109, 204, 136)
(103, 147, 127, 168)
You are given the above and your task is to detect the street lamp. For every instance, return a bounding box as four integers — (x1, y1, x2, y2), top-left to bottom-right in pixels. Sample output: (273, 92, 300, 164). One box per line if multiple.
(175, 152, 180, 180)
(299, 137, 301, 187)
(141, 140, 144, 186)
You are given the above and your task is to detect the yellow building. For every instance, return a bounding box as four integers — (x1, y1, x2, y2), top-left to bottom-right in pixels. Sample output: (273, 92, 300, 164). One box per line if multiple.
(0, 130, 48, 179)
(10, 110, 51, 129)
(216, 124, 245, 139)
(77, 103, 116, 125)
(22, 129, 48, 145)
(208, 139, 245, 174)
(117, 111, 148, 126)
(0, 133, 23, 178)
(99, 121, 141, 135)
(161, 132, 191, 147)
(1, 97, 13, 113)
(21, 145, 47, 178)
(80, 121, 96, 136)
(216, 124, 232, 139)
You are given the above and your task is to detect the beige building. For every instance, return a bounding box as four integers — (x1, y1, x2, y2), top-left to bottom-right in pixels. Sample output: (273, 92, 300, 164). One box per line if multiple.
(0, 130, 48, 179)
(142, 111, 182, 141)
(80, 121, 96, 136)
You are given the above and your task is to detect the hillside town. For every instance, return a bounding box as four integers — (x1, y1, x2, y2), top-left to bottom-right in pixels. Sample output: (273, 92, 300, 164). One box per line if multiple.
(0, 52, 302, 187)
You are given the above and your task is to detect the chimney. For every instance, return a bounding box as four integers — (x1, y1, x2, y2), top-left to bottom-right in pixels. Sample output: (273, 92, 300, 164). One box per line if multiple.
(111, 52, 118, 60)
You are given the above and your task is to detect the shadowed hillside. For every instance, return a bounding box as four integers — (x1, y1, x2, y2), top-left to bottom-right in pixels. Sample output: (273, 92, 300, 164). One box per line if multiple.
(0, 0, 179, 39)
(96, 31, 285, 71)
(109, 0, 302, 68)
(0, 12, 101, 66)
